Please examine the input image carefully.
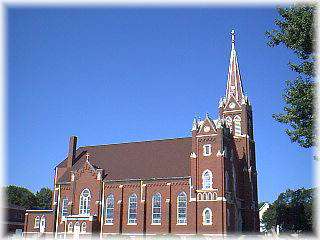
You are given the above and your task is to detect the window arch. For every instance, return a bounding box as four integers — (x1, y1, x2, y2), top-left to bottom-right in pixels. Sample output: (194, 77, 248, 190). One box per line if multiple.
(34, 216, 40, 228)
(81, 222, 86, 233)
(152, 193, 162, 224)
(234, 115, 241, 136)
(202, 208, 212, 225)
(79, 189, 91, 215)
(61, 197, 68, 216)
(202, 170, 213, 190)
(128, 193, 138, 224)
(105, 194, 114, 224)
(68, 222, 73, 233)
(177, 192, 187, 224)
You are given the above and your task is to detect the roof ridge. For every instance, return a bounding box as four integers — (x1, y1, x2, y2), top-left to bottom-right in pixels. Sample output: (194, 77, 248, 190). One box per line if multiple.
(80, 136, 191, 148)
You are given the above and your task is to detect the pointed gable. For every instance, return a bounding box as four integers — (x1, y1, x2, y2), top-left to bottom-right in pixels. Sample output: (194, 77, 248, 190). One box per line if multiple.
(197, 113, 217, 135)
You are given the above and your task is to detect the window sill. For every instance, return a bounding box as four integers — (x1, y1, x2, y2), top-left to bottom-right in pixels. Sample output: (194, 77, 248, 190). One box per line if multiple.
(151, 223, 161, 226)
(202, 223, 212, 226)
(104, 223, 114, 225)
(127, 223, 137, 226)
(176, 223, 187, 226)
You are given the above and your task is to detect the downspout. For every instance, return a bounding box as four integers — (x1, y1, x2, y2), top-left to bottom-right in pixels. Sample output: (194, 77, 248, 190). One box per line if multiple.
(221, 130, 225, 235)
(119, 185, 124, 234)
(195, 137, 199, 234)
(100, 181, 105, 239)
(168, 183, 172, 234)
(55, 185, 61, 239)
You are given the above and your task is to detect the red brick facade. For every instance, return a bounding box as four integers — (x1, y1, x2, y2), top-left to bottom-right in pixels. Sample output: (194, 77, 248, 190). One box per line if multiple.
(24, 31, 259, 237)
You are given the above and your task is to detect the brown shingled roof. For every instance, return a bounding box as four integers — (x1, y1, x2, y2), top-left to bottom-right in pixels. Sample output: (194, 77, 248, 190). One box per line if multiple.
(57, 137, 192, 183)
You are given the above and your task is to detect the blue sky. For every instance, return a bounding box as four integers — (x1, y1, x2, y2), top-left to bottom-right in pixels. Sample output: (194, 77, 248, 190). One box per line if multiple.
(7, 7, 313, 203)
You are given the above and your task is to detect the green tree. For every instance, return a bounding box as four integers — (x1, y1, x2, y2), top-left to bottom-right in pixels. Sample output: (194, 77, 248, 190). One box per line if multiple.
(262, 188, 313, 233)
(6, 185, 37, 209)
(266, 5, 315, 148)
(35, 187, 53, 210)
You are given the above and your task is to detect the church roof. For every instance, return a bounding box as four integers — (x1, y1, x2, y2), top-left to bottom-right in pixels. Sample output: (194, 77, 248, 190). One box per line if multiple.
(57, 137, 192, 183)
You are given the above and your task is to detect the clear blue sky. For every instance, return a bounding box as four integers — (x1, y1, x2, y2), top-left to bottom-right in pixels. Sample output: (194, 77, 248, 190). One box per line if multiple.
(7, 7, 313, 203)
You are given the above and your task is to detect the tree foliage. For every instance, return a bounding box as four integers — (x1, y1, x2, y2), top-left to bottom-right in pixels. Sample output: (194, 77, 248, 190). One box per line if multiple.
(261, 188, 313, 233)
(35, 187, 53, 210)
(5, 185, 52, 210)
(266, 5, 315, 148)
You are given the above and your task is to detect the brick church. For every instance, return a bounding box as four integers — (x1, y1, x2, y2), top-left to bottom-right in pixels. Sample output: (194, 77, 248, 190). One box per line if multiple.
(24, 31, 259, 237)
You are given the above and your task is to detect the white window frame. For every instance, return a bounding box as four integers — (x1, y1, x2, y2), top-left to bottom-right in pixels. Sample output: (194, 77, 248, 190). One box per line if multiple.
(202, 169, 213, 190)
(61, 197, 68, 216)
(79, 188, 91, 215)
(234, 115, 241, 136)
(34, 216, 40, 229)
(68, 222, 73, 233)
(151, 193, 162, 225)
(127, 193, 138, 225)
(81, 222, 86, 233)
(105, 194, 114, 224)
(177, 192, 187, 225)
(202, 208, 213, 225)
(203, 144, 212, 156)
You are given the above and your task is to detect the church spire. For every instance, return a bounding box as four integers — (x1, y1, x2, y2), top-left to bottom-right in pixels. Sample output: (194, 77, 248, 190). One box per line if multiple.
(225, 30, 244, 103)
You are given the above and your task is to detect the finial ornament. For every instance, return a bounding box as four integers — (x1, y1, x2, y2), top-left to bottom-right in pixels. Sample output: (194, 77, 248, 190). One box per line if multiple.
(86, 152, 90, 161)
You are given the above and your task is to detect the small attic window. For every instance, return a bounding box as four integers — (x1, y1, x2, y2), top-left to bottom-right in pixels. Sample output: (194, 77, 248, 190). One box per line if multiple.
(203, 144, 212, 156)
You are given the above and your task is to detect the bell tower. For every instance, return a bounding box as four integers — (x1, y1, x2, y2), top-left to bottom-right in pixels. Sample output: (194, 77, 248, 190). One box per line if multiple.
(218, 30, 259, 232)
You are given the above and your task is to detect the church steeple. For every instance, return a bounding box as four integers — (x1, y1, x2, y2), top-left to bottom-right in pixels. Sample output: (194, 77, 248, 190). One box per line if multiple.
(225, 30, 245, 103)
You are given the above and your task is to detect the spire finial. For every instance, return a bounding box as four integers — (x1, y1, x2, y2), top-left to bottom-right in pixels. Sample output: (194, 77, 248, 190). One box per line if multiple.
(231, 29, 235, 49)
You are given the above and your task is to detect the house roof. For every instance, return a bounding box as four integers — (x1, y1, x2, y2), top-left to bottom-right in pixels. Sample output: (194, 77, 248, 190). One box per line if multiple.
(57, 137, 192, 183)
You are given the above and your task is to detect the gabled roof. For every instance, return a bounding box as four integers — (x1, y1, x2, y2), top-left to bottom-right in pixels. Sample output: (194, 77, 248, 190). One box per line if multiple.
(57, 137, 192, 183)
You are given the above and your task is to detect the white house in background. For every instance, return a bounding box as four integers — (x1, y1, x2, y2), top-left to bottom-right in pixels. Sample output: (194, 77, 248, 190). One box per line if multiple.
(259, 203, 270, 233)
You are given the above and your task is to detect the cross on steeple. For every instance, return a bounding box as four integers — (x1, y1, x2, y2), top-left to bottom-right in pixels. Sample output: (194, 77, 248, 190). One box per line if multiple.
(231, 29, 235, 49)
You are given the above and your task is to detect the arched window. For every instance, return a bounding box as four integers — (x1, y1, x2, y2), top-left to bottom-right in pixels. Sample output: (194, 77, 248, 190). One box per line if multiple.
(234, 115, 241, 136)
(152, 193, 161, 224)
(207, 192, 213, 201)
(226, 116, 232, 131)
(79, 189, 91, 215)
(61, 197, 68, 216)
(128, 193, 138, 224)
(197, 193, 202, 201)
(81, 222, 86, 233)
(177, 192, 187, 224)
(105, 194, 114, 224)
(202, 208, 212, 225)
(202, 170, 213, 190)
(68, 222, 73, 233)
(34, 216, 40, 228)
(74, 221, 80, 233)
(213, 192, 218, 200)
(40, 215, 46, 232)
